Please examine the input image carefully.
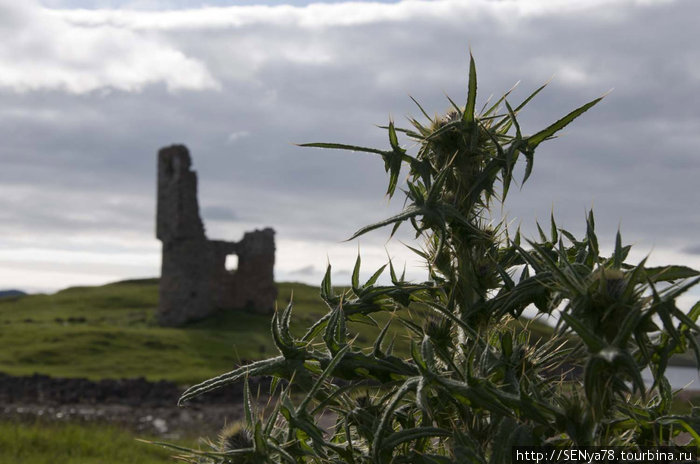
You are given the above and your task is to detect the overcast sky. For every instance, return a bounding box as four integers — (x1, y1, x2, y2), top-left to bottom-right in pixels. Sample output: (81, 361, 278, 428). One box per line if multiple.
(1, 0, 698, 305)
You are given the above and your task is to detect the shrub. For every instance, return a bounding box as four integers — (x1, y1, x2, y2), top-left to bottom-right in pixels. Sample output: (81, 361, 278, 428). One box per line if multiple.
(170, 55, 700, 463)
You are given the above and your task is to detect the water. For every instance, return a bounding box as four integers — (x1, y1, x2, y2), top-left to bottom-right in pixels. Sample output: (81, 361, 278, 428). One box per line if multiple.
(642, 366, 700, 390)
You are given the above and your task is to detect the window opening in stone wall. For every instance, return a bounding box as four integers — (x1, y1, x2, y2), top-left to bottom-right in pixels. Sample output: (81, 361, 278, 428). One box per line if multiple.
(225, 254, 238, 272)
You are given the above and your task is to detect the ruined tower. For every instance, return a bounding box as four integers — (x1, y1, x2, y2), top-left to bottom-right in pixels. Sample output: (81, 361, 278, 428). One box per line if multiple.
(156, 145, 276, 326)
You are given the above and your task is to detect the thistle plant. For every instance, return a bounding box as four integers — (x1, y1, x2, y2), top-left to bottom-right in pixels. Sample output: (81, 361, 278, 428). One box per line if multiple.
(170, 55, 700, 463)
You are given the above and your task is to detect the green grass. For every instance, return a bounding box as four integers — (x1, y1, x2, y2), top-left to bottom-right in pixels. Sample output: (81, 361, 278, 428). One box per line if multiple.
(0, 420, 194, 464)
(0, 278, 623, 385)
(0, 279, 439, 384)
(0, 280, 333, 384)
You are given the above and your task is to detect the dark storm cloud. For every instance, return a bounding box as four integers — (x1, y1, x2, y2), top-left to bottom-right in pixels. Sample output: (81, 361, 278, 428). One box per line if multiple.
(1, 0, 699, 290)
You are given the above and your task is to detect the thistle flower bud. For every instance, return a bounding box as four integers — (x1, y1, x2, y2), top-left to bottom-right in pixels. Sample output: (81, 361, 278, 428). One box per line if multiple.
(218, 422, 253, 452)
(595, 267, 626, 300)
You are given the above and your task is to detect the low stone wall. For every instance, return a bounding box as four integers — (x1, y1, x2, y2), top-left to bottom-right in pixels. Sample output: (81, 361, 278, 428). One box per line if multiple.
(0, 372, 270, 406)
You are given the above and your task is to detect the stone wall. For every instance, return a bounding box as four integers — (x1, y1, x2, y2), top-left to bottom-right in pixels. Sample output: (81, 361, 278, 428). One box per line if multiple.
(0, 372, 271, 406)
(156, 145, 276, 326)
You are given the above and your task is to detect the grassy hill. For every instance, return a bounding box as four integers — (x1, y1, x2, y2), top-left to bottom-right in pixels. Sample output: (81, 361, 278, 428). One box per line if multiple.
(0, 280, 339, 384)
(7, 278, 689, 386)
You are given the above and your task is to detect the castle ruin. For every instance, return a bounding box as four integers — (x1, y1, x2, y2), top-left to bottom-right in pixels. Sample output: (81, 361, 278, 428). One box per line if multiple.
(156, 145, 276, 326)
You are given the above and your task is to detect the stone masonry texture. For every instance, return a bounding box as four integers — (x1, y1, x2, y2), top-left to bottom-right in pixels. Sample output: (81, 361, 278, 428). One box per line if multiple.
(156, 145, 276, 326)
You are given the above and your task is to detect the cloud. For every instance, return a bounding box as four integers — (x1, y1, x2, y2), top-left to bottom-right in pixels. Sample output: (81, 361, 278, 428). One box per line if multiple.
(289, 264, 317, 276)
(0, 0, 699, 292)
(47, 0, 677, 31)
(226, 131, 251, 143)
(201, 205, 238, 221)
(0, 0, 218, 93)
(684, 245, 700, 256)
